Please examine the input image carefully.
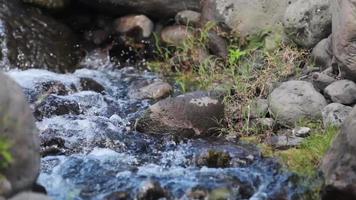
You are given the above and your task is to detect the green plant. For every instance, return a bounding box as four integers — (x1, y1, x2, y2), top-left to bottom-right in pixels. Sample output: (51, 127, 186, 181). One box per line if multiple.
(0, 137, 12, 170)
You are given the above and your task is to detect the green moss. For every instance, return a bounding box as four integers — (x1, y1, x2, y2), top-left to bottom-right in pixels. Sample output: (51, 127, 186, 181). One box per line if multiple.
(276, 124, 339, 176)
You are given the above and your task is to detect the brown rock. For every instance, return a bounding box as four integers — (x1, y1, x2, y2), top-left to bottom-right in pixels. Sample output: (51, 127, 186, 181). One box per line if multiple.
(114, 15, 154, 39)
(136, 91, 224, 138)
(160, 25, 193, 46)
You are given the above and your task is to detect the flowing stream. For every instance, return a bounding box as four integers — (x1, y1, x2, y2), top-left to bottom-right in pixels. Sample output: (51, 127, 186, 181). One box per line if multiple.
(5, 57, 305, 200)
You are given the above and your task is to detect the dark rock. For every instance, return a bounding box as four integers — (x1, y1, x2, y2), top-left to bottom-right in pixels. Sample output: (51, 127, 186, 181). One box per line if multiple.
(321, 106, 356, 200)
(0, 73, 40, 196)
(22, 0, 70, 9)
(268, 81, 327, 126)
(137, 181, 168, 200)
(324, 80, 356, 105)
(284, 0, 331, 48)
(136, 91, 224, 138)
(312, 36, 333, 71)
(77, 0, 200, 19)
(113, 15, 154, 39)
(207, 32, 228, 59)
(34, 95, 81, 120)
(331, 0, 356, 81)
(0, 0, 83, 72)
(104, 192, 130, 200)
(196, 150, 231, 168)
(79, 77, 105, 94)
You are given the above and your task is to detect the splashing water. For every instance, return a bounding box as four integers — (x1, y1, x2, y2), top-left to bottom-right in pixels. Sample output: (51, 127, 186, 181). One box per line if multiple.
(4, 54, 306, 200)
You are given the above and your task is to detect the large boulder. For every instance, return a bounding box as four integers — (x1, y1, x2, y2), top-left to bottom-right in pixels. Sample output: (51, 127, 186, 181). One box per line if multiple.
(268, 81, 327, 125)
(136, 91, 224, 138)
(283, 0, 332, 48)
(331, 0, 356, 81)
(0, 0, 82, 72)
(78, 0, 200, 19)
(321, 106, 356, 200)
(201, 0, 297, 38)
(0, 73, 40, 196)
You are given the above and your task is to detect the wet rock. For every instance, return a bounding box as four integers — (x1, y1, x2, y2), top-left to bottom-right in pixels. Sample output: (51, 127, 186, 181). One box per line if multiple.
(324, 80, 356, 105)
(312, 36, 333, 70)
(268, 81, 327, 126)
(312, 72, 336, 91)
(321, 106, 356, 200)
(331, 0, 356, 81)
(292, 127, 311, 138)
(34, 95, 81, 120)
(136, 91, 224, 138)
(8, 192, 52, 200)
(137, 181, 168, 200)
(196, 150, 232, 168)
(284, 0, 331, 48)
(79, 77, 105, 94)
(0, 73, 40, 195)
(322, 103, 352, 128)
(113, 15, 154, 39)
(129, 81, 172, 100)
(201, 0, 297, 38)
(104, 191, 130, 200)
(266, 135, 304, 150)
(175, 10, 201, 27)
(0, 178, 12, 197)
(22, 0, 69, 9)
(40, 131, 66, 156)
(0, 0, 82, 72)
(160, 25, 193, 46)
(77, 0, 200, 18)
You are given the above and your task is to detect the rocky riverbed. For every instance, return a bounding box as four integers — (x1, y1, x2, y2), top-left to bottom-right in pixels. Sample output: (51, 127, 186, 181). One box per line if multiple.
(5, 61, 305, 199)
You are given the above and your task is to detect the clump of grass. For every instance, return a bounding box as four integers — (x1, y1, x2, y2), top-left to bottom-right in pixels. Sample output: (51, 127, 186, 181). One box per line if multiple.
(0, 137, 12, 171)
(276, 123, 339, 176)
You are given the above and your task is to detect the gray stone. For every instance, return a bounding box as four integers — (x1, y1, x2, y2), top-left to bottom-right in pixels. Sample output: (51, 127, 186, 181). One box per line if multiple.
(322, 103, 352, 127)
(268, 80, 327, 126)
(8, 192, 52, 200)
(292, 127, 311, 137)
(266, 135, 304, 150)
(284, 0, 332, 48)
(160, 25, 193, 46)
(113, 15, 154, 38)
(78, 0, 200, 18)
(0, 0, 82, 73)
(0, 73, 40, 195)
(251, 118, 275, 129)
(321, 106, 356, 199)
(312, 36, 333, 71)
(331, 0, 356, 81)
(136, 91, 224, 137)
(249, 98, 269, 118)
(0, 178, 12, 197)
(311, 72, 336, 91)
(129, 81, 173, 100)
(175, 10, 201, 27)
(201, 0, 297, 38)
(324, 80, 356, 105)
